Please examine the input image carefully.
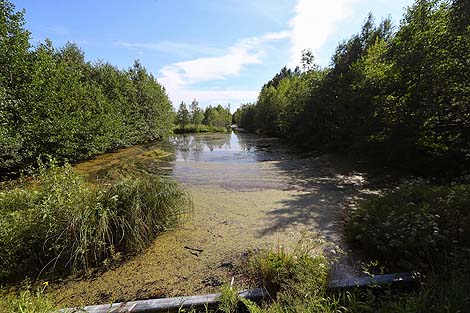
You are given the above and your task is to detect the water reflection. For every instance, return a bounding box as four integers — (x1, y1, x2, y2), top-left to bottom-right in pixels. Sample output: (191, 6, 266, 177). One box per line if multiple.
(75, 131, 287, 190)
(170, 131, 287, 190)
(171, 131, 257, 163)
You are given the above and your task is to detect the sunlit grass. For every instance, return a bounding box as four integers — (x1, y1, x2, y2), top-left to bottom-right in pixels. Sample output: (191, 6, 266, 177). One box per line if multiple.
(0, 163, 192, 282)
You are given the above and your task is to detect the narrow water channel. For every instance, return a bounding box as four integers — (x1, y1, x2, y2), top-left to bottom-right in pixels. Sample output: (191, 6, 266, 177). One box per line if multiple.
(52, 131, 398, 307)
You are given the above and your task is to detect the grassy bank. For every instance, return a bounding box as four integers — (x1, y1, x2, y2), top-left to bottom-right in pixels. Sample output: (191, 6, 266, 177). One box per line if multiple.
(218, 243, 469, 312)
(173, 124, 229, 134)
(0, 163, 192, 282)
(212, 182, 470, 312)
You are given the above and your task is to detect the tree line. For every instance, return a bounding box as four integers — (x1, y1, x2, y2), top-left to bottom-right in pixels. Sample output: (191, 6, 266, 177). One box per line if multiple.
(0, 0, 175, 175)
(176, 99, 231, 132)
(234, 0, 470, 177)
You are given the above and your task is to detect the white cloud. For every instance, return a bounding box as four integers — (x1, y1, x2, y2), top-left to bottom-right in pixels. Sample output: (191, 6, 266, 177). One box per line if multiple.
(171, 89, 259, 108)
(288, 0, 359, 67)
(114, 40, 222, 56)
(154, 0, 362, 108)
(157, 31, 289, 108)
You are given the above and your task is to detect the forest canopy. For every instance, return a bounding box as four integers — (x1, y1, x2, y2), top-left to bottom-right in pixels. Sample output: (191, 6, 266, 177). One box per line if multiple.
(234, 0, 470, 177)
(0, 0, 175, 175)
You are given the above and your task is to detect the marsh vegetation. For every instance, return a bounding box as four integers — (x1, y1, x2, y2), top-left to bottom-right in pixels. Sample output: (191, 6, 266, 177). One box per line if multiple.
(1, 0, 470, 312)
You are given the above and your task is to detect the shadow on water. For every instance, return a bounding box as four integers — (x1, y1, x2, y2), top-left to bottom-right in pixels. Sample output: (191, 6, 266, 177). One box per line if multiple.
(169, 131, 405, 244)
(168, 131, 404, 244)
(76, 130, 404, 245)
(257, 152, 405, 240)
(57, 130, 410, 304)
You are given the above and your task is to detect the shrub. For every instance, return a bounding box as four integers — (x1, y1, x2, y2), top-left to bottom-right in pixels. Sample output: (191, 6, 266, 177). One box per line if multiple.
(0, 164, 192, 281)
(241, 243, 470, 312)
(346, 182, 470, 271)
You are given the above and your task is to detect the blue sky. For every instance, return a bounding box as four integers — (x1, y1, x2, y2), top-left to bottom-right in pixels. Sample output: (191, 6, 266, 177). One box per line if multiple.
(15, 0, 414, 111)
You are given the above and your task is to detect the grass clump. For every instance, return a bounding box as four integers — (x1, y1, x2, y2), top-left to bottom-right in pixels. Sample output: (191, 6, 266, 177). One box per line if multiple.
(247, 244, 328, 298)
(240, 241, 337, 312)
(0, 281, 55, 313)
(0, 163, 192, 281)
(219, 284, 239, 313)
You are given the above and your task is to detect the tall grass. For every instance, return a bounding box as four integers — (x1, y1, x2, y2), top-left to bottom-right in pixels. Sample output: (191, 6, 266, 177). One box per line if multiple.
(0, 164, 192, 281)
(221, 245, 470, 313)
(0, 281, 55, 313)
(239, 241, 338, 313)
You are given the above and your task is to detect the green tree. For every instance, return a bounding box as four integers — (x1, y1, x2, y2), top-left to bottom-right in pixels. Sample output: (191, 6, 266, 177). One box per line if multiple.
(177, 101, 190, 130)
(0, 0, 176, 174)
(189, 98, 204, 125)
(0, 0, 31, 96)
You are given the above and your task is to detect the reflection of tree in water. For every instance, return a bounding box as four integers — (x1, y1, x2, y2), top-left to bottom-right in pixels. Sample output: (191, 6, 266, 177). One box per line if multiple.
(173, 135, 191, 161)
(234, 131, 285, 162)
(235, 132, 253, 152)
(204, 133, 231, 152)
(172, 133, 232, 161)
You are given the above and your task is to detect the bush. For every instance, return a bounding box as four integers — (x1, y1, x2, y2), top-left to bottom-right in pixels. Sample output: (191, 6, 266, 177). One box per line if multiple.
(0, 164, 192, 281)
(346, 182, 470, 271)
(240, 241, 470, 312)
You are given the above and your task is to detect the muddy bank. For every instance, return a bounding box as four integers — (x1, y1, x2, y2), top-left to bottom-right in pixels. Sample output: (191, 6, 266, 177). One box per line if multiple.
(50, 132, 403, 307)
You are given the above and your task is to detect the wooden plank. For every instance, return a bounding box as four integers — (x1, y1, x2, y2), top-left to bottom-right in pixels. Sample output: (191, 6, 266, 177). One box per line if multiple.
(61, 272, 417, 312)
(60, 288, 266, 313)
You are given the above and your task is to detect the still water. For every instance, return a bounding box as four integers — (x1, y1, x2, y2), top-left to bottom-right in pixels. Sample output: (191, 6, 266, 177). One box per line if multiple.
(59, 130, 391, 306)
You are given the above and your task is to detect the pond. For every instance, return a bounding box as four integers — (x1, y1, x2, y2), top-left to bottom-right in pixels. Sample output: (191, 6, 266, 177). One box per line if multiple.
(53, 131, 398, 307)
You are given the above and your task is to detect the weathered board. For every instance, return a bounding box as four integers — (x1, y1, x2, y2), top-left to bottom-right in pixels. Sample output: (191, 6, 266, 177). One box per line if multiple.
(61, 272, 417, 312)
(60, 288, 266, 313)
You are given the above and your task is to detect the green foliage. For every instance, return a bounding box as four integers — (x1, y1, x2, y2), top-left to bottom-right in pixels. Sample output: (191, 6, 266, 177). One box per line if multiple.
(219, 284, 239, 313)
(347, 182, 470, 271)
(242, 241, 470, 312)
(0, 163, 192, 281)
(176, 100, 231, 133)
(235, 0, 470, 177)
(0, 282, 55, 313)
(177, 101, 191, 130)
(244, 241, 332, 312)
(190, 99, 205, 125)
(0, 1, 175, 175)
(203, 105, 231, 128)
(173, 123, 228, 134)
